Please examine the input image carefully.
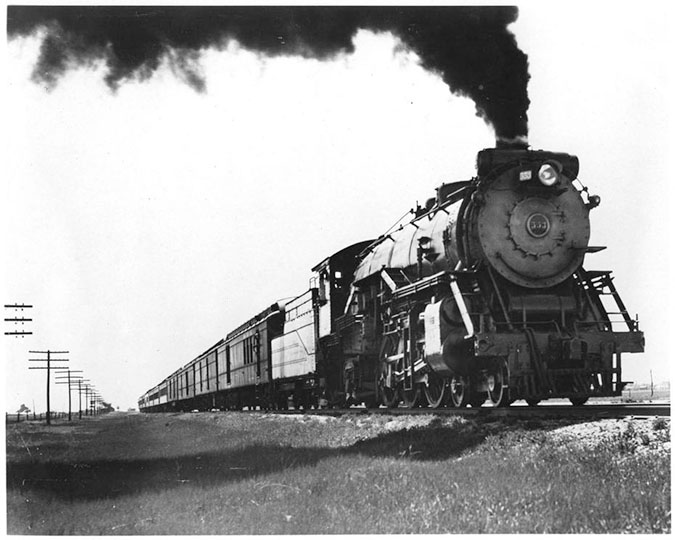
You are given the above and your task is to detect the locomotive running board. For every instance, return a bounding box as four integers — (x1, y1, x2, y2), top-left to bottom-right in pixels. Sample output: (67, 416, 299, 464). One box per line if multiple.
(390, 270, 453, 300)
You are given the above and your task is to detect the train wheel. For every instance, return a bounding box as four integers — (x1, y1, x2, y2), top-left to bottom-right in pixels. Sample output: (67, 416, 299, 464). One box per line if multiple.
(569, 396, 589, 406)
(526, 399, 541, 407)
(424, 374, 447, 409)
(378, 335, 401, 408)
(378, 380, 399, 408)
(449, 374, 469, 408)
(487, 359, 509, 407)
(401, 385, 422, 408)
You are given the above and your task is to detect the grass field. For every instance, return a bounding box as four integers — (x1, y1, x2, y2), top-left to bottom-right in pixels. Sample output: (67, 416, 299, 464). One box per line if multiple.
(6, 411, 670, 534)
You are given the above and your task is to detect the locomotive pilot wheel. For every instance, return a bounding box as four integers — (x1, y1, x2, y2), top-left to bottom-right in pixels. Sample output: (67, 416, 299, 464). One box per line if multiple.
(487, 358, 509, 407)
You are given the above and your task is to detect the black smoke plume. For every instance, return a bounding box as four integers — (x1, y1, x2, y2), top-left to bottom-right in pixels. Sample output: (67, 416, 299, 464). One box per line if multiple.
(7, 6, 530, 140)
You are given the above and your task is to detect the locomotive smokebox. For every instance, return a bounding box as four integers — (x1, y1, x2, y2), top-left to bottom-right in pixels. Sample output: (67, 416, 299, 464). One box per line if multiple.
(496, 136, 529, 150)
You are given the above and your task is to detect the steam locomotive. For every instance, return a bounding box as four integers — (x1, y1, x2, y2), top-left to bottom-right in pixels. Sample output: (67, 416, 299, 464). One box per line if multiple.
(139, 147, 644, 412)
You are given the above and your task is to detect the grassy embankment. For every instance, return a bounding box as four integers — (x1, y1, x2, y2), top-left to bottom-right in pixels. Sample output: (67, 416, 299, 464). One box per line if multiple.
(6, 410, 670, 534)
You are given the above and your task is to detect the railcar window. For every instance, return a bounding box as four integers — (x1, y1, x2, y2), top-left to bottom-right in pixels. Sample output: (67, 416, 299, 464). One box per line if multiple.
(214, 349, 219, 390)
(226, 345, 231, 384)
(255, 331, 261, 377)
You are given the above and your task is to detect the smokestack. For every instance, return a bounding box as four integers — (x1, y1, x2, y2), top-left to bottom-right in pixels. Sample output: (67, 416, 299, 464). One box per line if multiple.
(496, 135, 529, 150)
(8, 6, 530, 141)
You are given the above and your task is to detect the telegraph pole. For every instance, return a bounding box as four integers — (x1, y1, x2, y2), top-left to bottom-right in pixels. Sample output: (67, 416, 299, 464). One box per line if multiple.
(83, 384, 89, 416)
(650, 369, 654, 398)
(84, 384, 94, 416)
(28, 350, 69, 425)
(76, 379, 90, 419)
(90, 388, 99, 416)
(55, 369, 83, 421)
(4, 303, 33, 338)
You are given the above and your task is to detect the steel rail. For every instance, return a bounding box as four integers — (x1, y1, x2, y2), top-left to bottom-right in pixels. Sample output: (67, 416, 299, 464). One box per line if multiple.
(220, 402, 670, 420)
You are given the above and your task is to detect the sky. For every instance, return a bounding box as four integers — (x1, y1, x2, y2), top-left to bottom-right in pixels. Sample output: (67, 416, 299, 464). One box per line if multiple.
(2, 2, 673, 413)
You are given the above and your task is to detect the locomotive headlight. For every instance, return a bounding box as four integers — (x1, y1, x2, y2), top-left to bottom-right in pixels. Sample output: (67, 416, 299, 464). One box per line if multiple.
(538, 163, 559, 186)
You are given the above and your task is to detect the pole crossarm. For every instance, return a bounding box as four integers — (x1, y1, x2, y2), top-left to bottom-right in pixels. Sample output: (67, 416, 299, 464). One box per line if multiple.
(29, 366, 67, 370)
(30, 364, 68, 368)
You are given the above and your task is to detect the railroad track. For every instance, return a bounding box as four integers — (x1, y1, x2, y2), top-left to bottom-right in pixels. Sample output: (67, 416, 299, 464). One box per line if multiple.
(263, 402, 670, 420)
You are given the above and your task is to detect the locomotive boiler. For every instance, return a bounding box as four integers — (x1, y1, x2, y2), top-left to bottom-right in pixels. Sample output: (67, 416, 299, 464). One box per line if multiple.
(339, 147, 644, 407)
